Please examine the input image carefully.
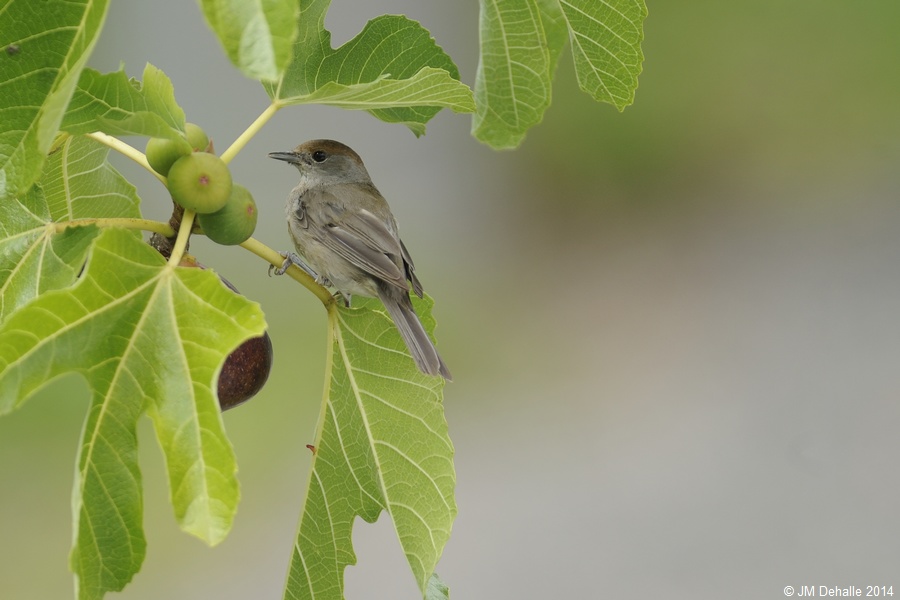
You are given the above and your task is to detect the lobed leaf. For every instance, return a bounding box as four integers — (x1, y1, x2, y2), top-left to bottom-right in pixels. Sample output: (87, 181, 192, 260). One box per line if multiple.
(199, 0, 300, 82)
(472, 0, 647, 148)
(0, 0, 110, 201)
(287, 68, 476, 137)
(42, 135, 143, 220)
(265, 3, 473, 136)
(284, 296, 455, 600)
(0, 229, 266, 599)
(61, 64, 187, 139)
(0, 136, 140, 323)
(0, 187, 98, 323)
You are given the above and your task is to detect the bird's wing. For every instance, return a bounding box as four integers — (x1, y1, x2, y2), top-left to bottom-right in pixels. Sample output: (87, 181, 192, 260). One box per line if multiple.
(308, 188, 409, 291)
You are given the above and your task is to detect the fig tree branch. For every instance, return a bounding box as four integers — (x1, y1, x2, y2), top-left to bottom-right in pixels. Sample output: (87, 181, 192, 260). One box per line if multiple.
(240, 236, 336, 306)
(220, 102, 281, 165)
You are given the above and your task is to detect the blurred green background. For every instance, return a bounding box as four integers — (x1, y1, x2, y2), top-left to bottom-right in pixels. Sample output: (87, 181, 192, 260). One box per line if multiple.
(2, 2, 900, 598)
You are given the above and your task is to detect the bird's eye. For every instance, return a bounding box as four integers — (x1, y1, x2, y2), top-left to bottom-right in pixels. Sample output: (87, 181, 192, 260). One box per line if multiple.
(312, 150, 327, 163)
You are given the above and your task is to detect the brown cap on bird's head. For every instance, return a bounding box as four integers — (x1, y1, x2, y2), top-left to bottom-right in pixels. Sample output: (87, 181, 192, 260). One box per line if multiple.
(268, 139, 370, 183)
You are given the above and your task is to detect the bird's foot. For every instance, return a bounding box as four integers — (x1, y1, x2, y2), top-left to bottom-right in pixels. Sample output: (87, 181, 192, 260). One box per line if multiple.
(268, 251, 318, 279)
(333, 291, 351, 307)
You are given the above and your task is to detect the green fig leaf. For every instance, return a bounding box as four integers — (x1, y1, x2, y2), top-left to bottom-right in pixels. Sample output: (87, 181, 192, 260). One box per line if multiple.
(0, 187, 98, 324)
(283, 296, 455, 600)
(292, 68, 476, 137)
(61, 64, 187, 139)
(42, 135, 143, 220)
(199, 0, 299, 81)
(265, 2, 474, 136)
(426, 573, 451, 600)
(0, 229, 266, 599)
(473, 0, 647, 148)
(0, 135, 140, 323)
(0, 0, 110, 201)
(536, 0, 570, 74)
(270, 7, 462, 586)
(561, 0, 647, 108)
(472, 0, 556, 149)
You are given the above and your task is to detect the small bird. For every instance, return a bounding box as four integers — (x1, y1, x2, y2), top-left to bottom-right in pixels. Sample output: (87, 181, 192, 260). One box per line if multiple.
(268, 139, 451, 380)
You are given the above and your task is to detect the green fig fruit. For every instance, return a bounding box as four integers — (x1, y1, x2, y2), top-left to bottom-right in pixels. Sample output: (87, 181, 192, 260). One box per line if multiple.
(145, 124, 209, 175)
(197, 184, 257, 245)
(185, 122, 210, 152)
(167, 152, 233, 214)
(145, 136, 191, 176)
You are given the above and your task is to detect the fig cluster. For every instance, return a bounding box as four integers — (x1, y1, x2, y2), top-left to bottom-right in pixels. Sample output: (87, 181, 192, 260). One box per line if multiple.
(146, 123, 257, 245)
(146, 124, 271, 410)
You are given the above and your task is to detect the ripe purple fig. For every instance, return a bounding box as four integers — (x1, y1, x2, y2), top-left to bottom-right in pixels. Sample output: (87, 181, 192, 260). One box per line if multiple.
(216, 332, 273, 410)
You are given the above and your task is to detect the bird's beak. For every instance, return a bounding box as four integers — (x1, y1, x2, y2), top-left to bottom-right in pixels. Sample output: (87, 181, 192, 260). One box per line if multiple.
(268, 151, 301, 164)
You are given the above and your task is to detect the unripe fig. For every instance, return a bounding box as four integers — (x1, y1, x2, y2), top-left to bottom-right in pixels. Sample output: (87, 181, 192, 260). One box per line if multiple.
(167, 152, 233, 214)
(185, 122, 210, 152)
(197, 184, 257, 245)
(145, 136, 191, 176)
(145, 124, 209, 175)
(177, 254, 273, 410)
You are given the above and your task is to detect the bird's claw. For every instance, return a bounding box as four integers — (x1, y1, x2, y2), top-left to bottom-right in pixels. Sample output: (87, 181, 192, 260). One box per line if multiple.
(333, 291, 351, 307)
(268, 252, 329, 286)
(268, 252, 294, 277)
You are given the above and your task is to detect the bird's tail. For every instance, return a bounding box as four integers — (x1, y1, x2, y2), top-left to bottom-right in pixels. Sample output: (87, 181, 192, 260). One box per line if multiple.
(377, 287, 451, 380)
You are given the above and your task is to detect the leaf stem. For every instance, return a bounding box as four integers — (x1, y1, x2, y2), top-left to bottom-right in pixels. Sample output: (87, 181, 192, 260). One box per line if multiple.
(220, 102, 281, 165)
(85, 132, 167, 185)
(240, 237, 335, 306)
(54, 218, 175, 237)
(167, 210, 195, 266)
